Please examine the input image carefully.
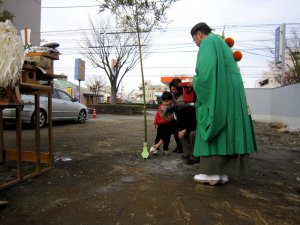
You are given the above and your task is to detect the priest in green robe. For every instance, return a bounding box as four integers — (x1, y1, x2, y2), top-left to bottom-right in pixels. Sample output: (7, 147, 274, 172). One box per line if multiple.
(190, 22, 257, 185)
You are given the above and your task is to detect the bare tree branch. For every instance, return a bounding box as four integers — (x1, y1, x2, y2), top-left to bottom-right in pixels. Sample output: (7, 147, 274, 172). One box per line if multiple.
(86, 75, 107, 105)
(285, 27, 300, 84)
(80, 17, 149, 103)
(267, 27, 300, 85)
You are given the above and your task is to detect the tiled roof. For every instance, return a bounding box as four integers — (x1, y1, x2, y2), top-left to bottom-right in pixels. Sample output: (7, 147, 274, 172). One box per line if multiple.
(54, 79, 79, 91)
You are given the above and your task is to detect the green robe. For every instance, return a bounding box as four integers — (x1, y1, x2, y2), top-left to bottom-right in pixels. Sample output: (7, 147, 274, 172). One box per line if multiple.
(193, 33, 257, 157)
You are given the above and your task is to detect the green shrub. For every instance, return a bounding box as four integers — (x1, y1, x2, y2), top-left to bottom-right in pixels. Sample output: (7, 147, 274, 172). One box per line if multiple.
(89, 103, 144, 115)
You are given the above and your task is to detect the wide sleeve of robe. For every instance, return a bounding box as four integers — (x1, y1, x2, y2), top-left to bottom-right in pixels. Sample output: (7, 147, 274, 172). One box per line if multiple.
(193, 34, 228, 142)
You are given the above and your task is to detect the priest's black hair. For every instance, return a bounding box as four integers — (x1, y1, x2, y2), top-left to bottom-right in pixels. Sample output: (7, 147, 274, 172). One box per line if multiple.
(190, 22, 213, 36)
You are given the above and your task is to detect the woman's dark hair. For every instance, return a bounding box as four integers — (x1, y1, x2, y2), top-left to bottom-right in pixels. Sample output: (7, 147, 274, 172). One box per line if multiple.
(161, 91, 173, 101)
(169, 78, 183, 96)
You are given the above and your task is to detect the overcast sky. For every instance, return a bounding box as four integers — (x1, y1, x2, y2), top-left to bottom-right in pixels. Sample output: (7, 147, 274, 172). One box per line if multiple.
(41, 0, 300, 92)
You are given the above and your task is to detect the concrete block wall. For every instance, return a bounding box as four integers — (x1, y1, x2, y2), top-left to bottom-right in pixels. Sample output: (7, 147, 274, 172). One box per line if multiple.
(245, 83, 300, 131)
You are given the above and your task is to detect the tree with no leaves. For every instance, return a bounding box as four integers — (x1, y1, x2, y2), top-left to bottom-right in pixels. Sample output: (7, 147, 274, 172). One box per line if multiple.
(81, 18, 149, 104)
(85, 75, 107, 105)
(96, 0, 177, 153)
(268, 27, 300, 85)
(285, 27, 300, 84)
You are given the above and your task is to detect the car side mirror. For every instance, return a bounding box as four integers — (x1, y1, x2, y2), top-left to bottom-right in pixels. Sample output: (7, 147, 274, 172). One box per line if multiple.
(73, 97, 79, 102)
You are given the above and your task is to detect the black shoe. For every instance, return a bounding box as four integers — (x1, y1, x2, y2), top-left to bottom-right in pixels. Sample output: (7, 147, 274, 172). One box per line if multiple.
(185, 158, 200, 165)
(181, 154, 190, 160)
(173, 148, 183, 153)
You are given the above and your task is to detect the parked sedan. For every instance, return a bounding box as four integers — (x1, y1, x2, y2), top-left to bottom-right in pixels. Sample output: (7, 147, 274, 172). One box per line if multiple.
(3, 88, 88, 127)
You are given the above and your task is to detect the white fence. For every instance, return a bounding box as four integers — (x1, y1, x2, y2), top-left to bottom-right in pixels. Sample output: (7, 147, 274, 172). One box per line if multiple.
(245, 83, 300, 131)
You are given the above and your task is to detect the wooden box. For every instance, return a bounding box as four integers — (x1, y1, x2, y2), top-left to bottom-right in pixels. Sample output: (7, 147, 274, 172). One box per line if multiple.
(0, 86, 22, 106)
(44, 67, 54, 75)
(22, 70, 37, 84)
(26, 52, 59, 60)
(27, 56, 52, 69)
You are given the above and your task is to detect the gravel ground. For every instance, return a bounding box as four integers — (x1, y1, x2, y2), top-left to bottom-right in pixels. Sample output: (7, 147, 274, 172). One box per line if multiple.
(0, 113, 299, 225)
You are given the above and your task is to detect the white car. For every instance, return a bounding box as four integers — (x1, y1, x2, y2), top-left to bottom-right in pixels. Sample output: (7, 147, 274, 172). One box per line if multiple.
(3, 88, 88, 127)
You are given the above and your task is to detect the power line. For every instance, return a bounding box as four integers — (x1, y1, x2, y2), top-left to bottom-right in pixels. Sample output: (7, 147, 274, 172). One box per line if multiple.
(41, 0, 182, 9)
(40, 23, 300, 33)
(57, 48, 275, 57)
(54, 73, 275, 79)
(55, 65, 268, 70)
(42, 5, 99, 9)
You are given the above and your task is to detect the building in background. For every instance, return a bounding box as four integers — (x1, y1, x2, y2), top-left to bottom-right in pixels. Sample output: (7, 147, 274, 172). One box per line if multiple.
(160, 76, 193, 86)
(255, 41, 300, 88)
(135, 76, 193, 103)
(2, 0, 41, 46)
(84, 86, 110, 105)
(255, 76, 281, 88)
(54, 79, 79, 97)
(255, 62, 282, 88)
(136, 80, 169, 103)
(54, 79, 111, 106)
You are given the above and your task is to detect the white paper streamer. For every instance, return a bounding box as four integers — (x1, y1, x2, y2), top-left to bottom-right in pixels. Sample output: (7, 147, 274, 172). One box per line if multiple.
(0, 20, 25, 88)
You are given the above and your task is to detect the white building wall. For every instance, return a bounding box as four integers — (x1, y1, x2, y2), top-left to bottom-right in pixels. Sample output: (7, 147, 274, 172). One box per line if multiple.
(138, 80, 168, 102)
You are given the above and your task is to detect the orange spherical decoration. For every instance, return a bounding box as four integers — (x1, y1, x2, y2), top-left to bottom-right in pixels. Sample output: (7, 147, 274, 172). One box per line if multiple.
(233, 51, 243, 61)
(225, 37, 235, 48)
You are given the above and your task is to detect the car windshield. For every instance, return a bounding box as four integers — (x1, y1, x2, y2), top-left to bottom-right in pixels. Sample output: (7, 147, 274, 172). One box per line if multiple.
(57, 90, 73, 101)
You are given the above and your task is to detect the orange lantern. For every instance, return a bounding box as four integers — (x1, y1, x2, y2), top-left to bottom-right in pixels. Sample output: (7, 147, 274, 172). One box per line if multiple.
(225, 37, 234, 48)
(233, 51, 243, 61)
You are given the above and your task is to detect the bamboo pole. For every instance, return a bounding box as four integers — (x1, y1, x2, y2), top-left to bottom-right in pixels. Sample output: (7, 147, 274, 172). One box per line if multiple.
(134, 0, 149, 158)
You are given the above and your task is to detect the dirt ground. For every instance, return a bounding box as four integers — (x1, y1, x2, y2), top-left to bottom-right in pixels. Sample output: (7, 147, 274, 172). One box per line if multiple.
(0, 113, 299, 225)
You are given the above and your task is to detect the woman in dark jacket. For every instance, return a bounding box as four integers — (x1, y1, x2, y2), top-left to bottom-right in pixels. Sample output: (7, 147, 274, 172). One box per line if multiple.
(169, 78, 184, 106)
(169, 78, 184, 153)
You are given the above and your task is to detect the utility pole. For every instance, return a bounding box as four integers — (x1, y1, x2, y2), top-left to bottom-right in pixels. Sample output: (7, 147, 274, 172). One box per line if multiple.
(78, 80, 81, 103)
(275, 23, 286, 85)
(280, 23, 286, 85)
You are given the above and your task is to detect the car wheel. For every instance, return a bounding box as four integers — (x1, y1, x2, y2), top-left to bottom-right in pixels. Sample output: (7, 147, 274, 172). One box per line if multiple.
(31, 110, 47, 128)
(78, 109, 87, 124)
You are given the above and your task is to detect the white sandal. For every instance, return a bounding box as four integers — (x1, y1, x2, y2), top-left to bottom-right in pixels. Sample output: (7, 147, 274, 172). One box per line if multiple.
(193, 174, 221, 186)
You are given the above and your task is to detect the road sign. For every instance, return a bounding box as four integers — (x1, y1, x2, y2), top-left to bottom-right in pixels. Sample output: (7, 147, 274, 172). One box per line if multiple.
(74, 58, 85, 81)
(275, 26, 280, 64)
(275, 24, 286, 65)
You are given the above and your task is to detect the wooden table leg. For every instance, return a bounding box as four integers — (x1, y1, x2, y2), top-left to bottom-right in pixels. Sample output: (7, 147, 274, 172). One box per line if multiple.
(16, 106, 22, 179)
(0, 109, 4, 163)
(48, 86, 53, 167)
(35, 93, 41, 172)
